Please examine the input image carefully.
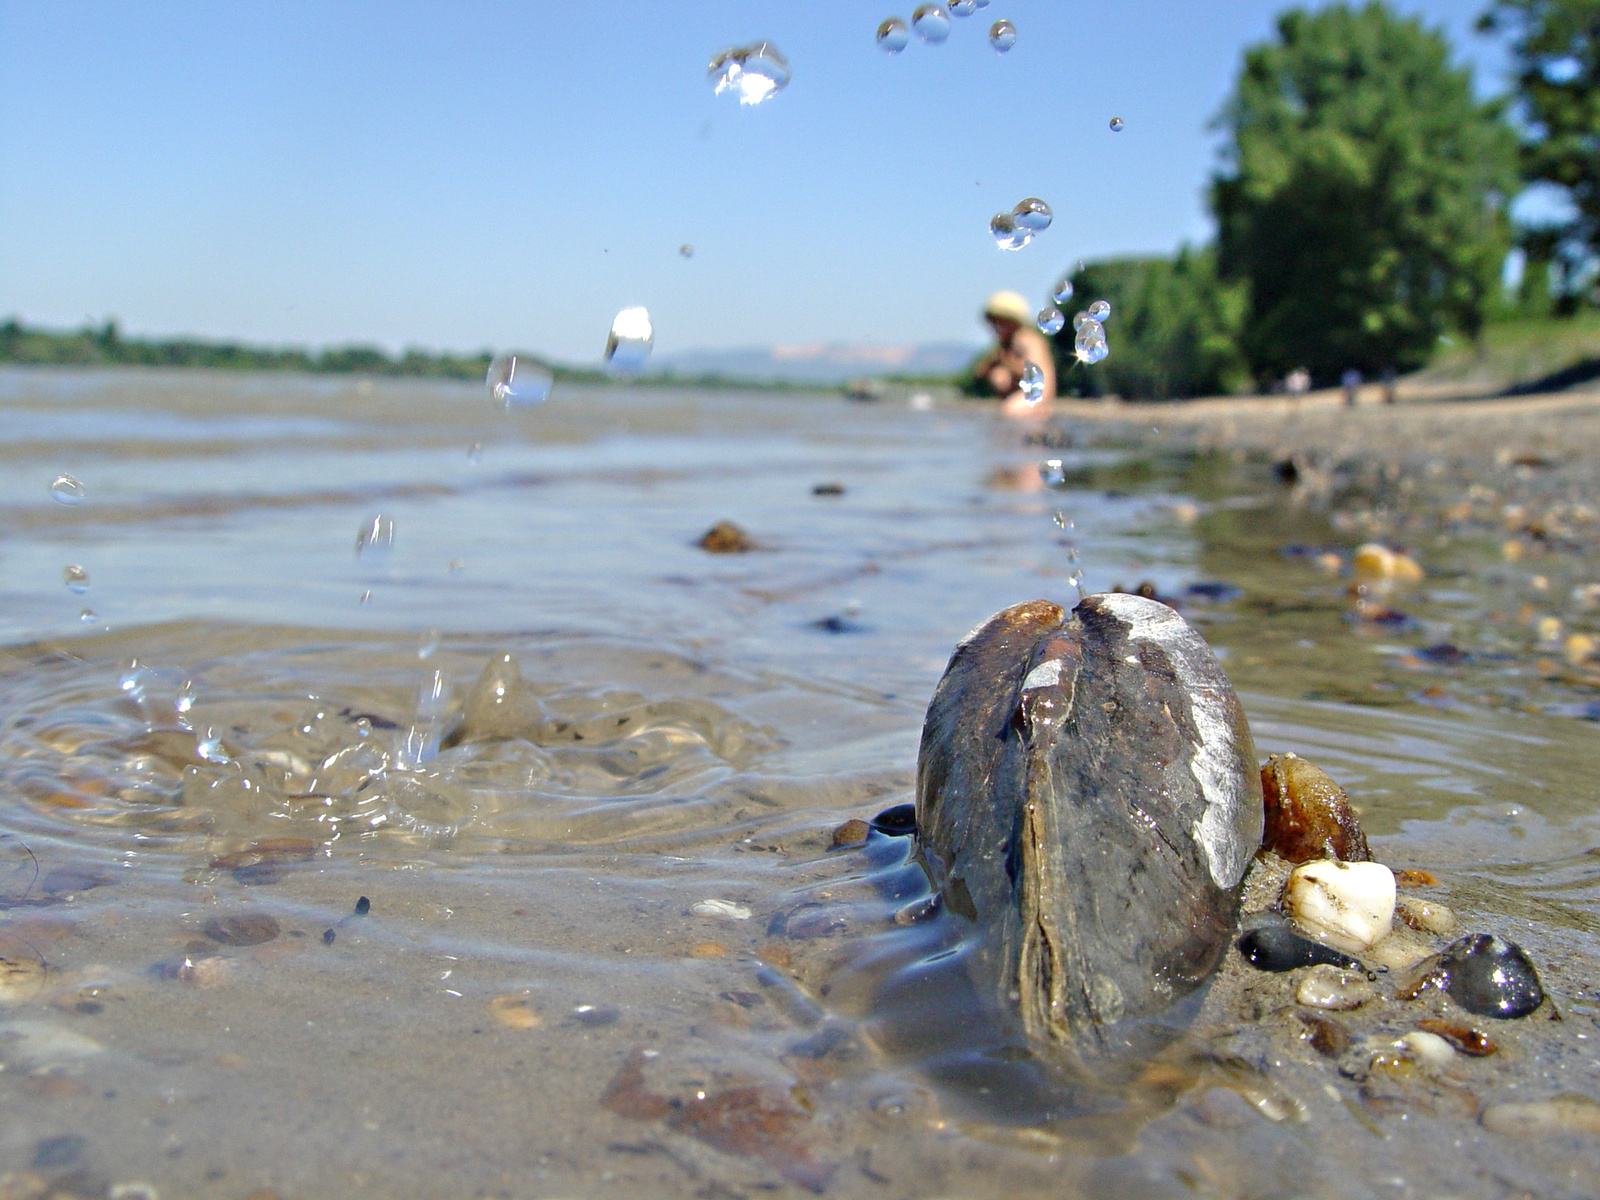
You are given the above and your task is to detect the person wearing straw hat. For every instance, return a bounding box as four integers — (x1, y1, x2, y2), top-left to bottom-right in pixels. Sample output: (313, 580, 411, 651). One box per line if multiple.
(972, 290, 1055, 418)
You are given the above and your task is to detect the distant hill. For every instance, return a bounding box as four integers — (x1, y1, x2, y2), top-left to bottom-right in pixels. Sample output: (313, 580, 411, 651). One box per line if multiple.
(657, 342, 980, 385)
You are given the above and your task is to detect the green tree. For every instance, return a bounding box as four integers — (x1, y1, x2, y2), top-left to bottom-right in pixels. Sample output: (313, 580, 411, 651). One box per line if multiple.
(1479, 0, 1600, 309)
(1212, 2, 1520, 383)
(1052, 250, 1253, 400)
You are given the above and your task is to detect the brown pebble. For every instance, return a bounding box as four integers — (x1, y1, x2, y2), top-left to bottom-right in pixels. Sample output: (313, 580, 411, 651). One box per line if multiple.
(211, 840, 316, 886)
(202, 913, 280, 947)
(1297, 1011, 1351, 1056)
(1260, 753, 1370, 862)
(177, 956, 231, 989)
(829, 819, 870, 850)
(251, 939, 307, 966)
(1394, 869, 1440, 888)
(488, 993, 541, 1030)
(688, 942, 727, 959)
(1416, 1018, 1497, 1057)
(697, 520, 756, 554)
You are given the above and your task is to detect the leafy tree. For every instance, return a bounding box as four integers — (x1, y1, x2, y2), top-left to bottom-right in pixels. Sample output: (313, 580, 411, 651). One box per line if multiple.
(1212, 2, 1520, 383)
(1479, 0, 1600, 310)
(1051, 250, 1253, 400)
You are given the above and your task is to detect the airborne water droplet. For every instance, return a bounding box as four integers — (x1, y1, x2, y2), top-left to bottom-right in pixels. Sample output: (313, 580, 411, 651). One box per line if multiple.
(1110, 116, 1125, 132)
(912, 5, 951, 43)
(679, 243, 694, 258)
(355, 515, 395, 561)
(486, 354, 552, 409)
(78, 608, 97, 624)
(1037, 307, 1065, 336)
(877, 17, 909, 52)
(989, 212, 1031, 251)
(1074, 319, 1110, 365)
(1052, 277, 1075, 305)
(949, 0, 976, 15)
(605, 306, 654, 373)
(1040, 461, 1068, 488)
(989, 19, 1016, 51)
(50, 475, 85, 505)
(1019, 363, 1045, 404)
(63, 565, 89, 593)
(1088, 299, 1111, 322)
(1072, 311, 1090, 331)
(1012, 197, 1052, 233)
(708, 42, 790, 106)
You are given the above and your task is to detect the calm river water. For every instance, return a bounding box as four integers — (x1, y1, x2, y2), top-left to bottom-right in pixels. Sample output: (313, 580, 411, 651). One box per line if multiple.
(0, 369, 1596, 1199)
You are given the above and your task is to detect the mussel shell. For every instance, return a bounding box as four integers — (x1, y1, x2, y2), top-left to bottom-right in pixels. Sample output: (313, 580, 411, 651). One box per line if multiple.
(916, 595, 1262, 1058)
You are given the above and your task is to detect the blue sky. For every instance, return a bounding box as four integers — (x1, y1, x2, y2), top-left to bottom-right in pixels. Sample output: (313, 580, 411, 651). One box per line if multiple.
(0, 1, 1511, 366)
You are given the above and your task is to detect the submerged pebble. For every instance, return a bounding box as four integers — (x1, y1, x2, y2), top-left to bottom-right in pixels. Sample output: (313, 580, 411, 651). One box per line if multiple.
(488, 992, 541, 1030)
(1238, 914, 1360, 972)
(868, 803, 916, 837)
(698, 520, 755, 553)
(1294, 963, 1376, 1010)
(1283, 859, 1394, 954)
(830, 818, 871, 849)
(691, 899, 751, 921)
(0, 955, 46, 1005)
(1260, 752, 1370, 863)
(202, 913, 280, 947)
(1437, 934, 1545, 1019)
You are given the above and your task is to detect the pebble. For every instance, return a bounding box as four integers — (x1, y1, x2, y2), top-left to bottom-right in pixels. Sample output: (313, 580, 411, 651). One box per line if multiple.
(691, 899, 751, 921)
(1353, 543, 1424, 586)
(1399, 1029, 1456, 1067)
(1396, 898, 1456, 935)
(1394, 868, 1439, 888)
(697, 521, 755, 553)
(201, 913, 280, 946)
(1296, 1011, 1350, 1056)
(1294, 963, 1376, 1010)
(1260, 753, 1370, 862)
(0, 956, 46, 1006)
(1283, 859, 1395, 954)
(830, 818, 870, 849)
(868, 803, 916, 837)
(1437, 934, 1544, 1019)
(1237, 914, 1360, 972)
(0, 1020, 105, 1068)
(1482, 1096, 1600, 1137)
(488, 993, 541, 1030)
(1415, 1018, 1497, 1056)
(177, 955, 231, 988)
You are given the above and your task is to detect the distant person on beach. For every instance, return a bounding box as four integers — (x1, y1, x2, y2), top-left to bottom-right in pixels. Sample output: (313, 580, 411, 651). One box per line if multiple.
(972, 291, 1055, 418)
(1341, 367, 1362, 407)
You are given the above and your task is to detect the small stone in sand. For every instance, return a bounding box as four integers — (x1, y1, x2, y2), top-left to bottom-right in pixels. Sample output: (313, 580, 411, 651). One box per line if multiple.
(202, 913, 280, 946)
(697, 521, 755, 553)
(688, 942, 727, 958)
(830, 819, 870, 849)
(488, 993, 541, 1030)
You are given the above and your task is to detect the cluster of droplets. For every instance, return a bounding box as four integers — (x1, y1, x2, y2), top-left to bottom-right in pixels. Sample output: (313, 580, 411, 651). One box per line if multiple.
(880, 3, 1013, 54)
(1071, 299, 1112, 364)
(990, 197, 1051, 251)
(708, 42, 790, 106)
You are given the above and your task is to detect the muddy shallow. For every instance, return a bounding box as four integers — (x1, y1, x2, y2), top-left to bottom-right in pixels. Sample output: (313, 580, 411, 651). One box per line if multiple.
(0, 369, 1597, 1199)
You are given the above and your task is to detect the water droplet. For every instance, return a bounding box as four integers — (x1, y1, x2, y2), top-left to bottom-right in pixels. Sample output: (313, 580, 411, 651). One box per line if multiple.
(679, 243, 694, 258)
(419, 629, 441, 659)
(175, 679, 197, 715)
(989, 211, 1031, 251)
(605, 306, 654, 373)
(78, 608, 97, 624)
(989, 19, 1016, 51)
(1088, 299, 1111, 322)
(196, 727, 229, 763)
(912, 5, 951, 43)
(1109, 116, 1125, 132)
(467, 442, 483, 463)
(486, 354, 552, 409)
(1037, 307, 1065, 335)
(359, 589, 372, 605)
(708, 42, 790, 106)
(1019, 362, 1045, 404)
(948, 0, 976, 15)
(355, 515, 395, 561)
(1040, 460, 1067, 487)
(1074, 319, 1110, 365)
(1072, 310, 1090, 331)
(1011, 197, 1052, 233)
(50, 475, 85, 506)
(877, 17, 909, 52)
(63, 565, 89, 593)
(447, 558, 465, 574)
(1052, 277, 1075, 304)
(974, 0, 990, 7)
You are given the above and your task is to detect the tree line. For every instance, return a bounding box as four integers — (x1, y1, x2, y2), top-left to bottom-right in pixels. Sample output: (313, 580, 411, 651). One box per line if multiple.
(1045, 0, 1599, 399)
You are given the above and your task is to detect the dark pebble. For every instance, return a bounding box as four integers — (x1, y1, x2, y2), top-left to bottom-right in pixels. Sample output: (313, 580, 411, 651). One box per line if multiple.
(322, 928, 336, 945)
(1417, 643, 1471, 665)
(31, 1133, 87, 1169)
(1183, 581, 1242, 604)
(1297, 1012, 1350, 1056)
(202, 913, 281, 947)
(869, 803, 917, 838)
(354, 896, 370, 916)
(1438, 934, 1544, 1019)
(1237, 914, 1361, 972)
(811, 482, 845, 496)
(572, 1004, 620, 1025)
(810, 615, 869, 635)
(40, 867, 110, 896)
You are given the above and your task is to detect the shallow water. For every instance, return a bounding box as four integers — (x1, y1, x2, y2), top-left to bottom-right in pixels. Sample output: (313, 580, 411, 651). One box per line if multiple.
(0, 369, 1596, 1199)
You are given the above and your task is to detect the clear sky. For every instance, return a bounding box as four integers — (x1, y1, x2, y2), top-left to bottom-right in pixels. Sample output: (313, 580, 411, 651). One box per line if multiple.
(0, 1, 1512, 366)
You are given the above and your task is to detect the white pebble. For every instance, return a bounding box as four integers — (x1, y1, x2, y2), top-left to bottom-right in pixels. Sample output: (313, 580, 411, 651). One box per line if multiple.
(1284, 859, 1395, 954)
(691, 899, 751, 921)
(1295, 963, 1376, 1010)
(1399, 1030, 1456, 1067)
(1398, 898, 1456, 935)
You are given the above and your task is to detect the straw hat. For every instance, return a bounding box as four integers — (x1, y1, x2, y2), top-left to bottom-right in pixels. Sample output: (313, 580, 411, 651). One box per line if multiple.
(983, 290, 1032, 325)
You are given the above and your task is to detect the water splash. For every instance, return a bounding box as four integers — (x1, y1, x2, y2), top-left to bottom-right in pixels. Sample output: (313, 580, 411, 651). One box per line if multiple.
(708, 42, 790, 106)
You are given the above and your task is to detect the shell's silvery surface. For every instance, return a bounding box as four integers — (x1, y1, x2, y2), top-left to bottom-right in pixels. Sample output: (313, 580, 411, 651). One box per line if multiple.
(915, 595, 1263, 1056)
